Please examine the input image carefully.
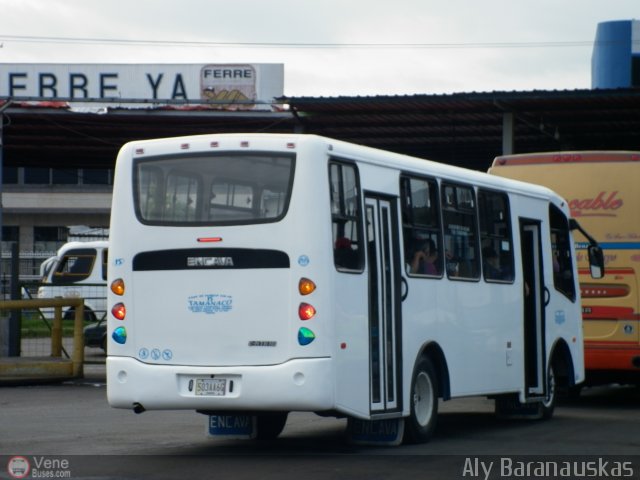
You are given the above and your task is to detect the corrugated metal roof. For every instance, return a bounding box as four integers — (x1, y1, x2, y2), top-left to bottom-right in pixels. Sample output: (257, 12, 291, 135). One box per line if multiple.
(284, 88, 640, 169)
(2, 88, 640, 171)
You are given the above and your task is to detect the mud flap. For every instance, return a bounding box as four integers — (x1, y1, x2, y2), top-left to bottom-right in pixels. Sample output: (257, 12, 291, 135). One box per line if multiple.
(347, 417, 404, 446)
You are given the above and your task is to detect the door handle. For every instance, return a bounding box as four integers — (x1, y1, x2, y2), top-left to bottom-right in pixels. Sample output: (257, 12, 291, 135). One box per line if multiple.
(401, 277, 409, 301)
(543, 286, 550, 306)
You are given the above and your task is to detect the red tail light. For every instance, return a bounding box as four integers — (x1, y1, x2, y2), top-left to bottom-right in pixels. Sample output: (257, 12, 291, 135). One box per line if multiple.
(112, 303, 126, 320)
(298, 303, 316, 321)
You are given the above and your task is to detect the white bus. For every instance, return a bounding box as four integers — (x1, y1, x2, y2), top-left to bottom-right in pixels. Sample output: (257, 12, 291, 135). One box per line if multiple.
(37, 240, 109, 322)
(107, 134, 602, 444)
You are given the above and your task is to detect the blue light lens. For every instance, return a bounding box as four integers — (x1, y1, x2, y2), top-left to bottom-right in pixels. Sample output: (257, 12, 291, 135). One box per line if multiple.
(298, 327, 315, 346)
(112, 326, 127, 344)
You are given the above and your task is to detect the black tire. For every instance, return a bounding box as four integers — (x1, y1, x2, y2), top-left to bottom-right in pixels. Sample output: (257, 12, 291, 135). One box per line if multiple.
(255, 412, 288, 440)
(404, 357, 438, 444)
(540, 362, 557, 419)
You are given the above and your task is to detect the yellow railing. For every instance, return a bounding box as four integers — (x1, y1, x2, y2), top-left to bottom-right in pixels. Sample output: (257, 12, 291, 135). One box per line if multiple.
(0, 298, 85, 380)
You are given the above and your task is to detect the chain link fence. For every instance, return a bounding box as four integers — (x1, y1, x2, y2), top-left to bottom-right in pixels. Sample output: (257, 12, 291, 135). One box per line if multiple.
(1, 248, 107, 362)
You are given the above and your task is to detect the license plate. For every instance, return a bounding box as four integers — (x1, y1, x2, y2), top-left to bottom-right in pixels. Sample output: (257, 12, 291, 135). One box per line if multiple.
(195, 378, 226, 396)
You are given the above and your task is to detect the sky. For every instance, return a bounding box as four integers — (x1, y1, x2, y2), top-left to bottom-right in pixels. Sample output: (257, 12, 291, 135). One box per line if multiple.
(0, 0, 638, 97)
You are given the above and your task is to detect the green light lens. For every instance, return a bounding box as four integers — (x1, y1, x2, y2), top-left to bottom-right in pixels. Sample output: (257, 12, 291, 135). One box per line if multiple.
(112, 326, 127, 345)
(298, 327, 315, 346)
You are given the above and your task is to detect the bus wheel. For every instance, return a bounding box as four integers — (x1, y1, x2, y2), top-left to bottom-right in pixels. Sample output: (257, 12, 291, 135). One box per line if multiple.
(404, 357, 438, 444)
(540, 362, 557, 419)
(256, 412, 288, 440)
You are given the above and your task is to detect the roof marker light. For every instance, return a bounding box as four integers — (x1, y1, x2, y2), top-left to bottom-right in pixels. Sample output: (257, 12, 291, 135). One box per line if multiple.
(241, 141, 249, 148)
(112, 327, 127, 345)
(210, 141, 219, 148)
(287, 142, 296, 149)
(298, 327, 315, 346)
(180, 143, 190, 150)
(135, 148, 145, 155)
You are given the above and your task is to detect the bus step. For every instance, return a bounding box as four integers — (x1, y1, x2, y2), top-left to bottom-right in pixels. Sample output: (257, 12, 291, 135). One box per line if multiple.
(494, 395, 543, 420)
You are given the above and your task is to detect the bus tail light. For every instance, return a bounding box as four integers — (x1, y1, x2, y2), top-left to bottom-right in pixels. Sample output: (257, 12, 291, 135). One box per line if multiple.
(112, 326, 127, 345)
(581, 284, 629, 298)
(298, 327, 315, 346)
(111, 278, 125, 296)
(298, 303, 316, 321)
(298, 278, 316, 295)
(112, 303, 126, 320)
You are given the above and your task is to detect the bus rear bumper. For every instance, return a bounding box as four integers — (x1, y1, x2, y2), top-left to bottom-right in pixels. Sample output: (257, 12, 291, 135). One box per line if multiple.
(107, 356, 335, 412)
(585, 344, 640, 371)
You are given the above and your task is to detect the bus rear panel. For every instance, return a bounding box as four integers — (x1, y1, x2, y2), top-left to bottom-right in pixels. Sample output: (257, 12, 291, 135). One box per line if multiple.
(107, 135, 335, 413)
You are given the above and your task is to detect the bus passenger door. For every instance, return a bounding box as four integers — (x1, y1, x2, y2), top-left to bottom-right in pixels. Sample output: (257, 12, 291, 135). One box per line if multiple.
(365, 195, 402, 414)
(520, 219, 547, 399)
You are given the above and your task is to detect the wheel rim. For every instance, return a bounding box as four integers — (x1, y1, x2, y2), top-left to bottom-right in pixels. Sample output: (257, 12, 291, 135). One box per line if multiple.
(543, 366, 556, 408)
(413, 371, 434, 426)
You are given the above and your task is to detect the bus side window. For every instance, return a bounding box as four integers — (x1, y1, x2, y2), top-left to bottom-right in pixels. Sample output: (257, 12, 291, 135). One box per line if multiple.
(102, 249, 109, 281)
(329, 161, 363, 271)
(52, 249, 96, 284)
(478, 189, 514, 282)
(549, 204, 576, 302)
(441, 183, 480, 280)
(400, 175, 443, 277)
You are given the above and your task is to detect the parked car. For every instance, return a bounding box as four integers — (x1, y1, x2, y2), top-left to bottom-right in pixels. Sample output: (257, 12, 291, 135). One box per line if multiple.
(84, 318, 107, 352)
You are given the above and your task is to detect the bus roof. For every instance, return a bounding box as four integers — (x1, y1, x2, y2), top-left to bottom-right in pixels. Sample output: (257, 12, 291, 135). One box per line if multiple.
(492, 151, 640, 167)
(121, 133, 566, 207)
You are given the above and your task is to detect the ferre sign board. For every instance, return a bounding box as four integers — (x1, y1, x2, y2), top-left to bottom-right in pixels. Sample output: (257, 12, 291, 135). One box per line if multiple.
(0, 63, 284, 110)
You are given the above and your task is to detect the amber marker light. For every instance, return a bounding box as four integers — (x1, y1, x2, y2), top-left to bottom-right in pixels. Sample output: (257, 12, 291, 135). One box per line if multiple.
(112, 303, 126, 320)
(299, 302, 316, 321)
(111, 278, 125, 296)
(298, 278, 316, 296)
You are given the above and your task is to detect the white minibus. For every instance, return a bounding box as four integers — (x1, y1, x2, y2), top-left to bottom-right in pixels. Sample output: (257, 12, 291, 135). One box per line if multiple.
(107, 134, 602, 444)
(37, 240, 109, 321)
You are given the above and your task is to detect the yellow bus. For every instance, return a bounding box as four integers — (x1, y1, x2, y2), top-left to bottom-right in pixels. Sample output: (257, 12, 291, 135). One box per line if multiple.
(490, 151, 640, 387)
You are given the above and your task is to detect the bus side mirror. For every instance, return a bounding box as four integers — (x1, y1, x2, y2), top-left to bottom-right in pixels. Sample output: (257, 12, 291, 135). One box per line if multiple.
(587, 245, 605, 279)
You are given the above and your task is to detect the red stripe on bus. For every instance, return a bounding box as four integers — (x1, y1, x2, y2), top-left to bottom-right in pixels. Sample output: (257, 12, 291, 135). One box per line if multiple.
(493, 152, 640, 166)
(579, 268, 634, 275)
(581, 305, 637, 320)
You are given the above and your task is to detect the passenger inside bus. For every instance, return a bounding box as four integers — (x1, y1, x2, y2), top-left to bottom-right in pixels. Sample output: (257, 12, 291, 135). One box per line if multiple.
(482, 246, 503, 280)
(334, 236, 360, 270)
(410, 239, 438, 275)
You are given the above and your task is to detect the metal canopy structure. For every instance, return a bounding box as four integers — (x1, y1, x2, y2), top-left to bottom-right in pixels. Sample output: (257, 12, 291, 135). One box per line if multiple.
(2, 87, 640, 172)
(285, 88, 640, 170)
